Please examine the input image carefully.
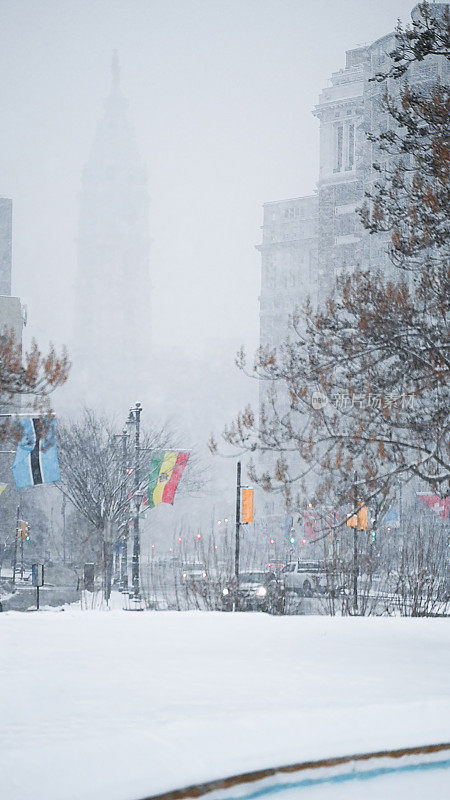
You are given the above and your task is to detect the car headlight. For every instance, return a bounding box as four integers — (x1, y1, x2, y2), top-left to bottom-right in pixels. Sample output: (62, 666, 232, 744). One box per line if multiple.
(222, 587, 229, 596)
(256, 586, 267, 597)
(182, 573, 187, 578)
(202, 572, 207, 578)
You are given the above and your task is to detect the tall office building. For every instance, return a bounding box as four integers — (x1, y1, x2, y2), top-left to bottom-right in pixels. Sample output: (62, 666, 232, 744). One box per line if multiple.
(0, 198, 23, 341)
(74, 52, 151, 408)
(0, 198, 12, 297)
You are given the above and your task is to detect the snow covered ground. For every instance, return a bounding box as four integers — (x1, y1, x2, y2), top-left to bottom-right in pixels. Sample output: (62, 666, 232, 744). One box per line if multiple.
(0, 607, 449, 800)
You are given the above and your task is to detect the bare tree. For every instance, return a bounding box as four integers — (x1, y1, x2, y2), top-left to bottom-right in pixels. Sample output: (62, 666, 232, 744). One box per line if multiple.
(0, 327, 70, 441)
(57, 409, 203, 601)
(394, 514, 449, 616)
(214, 3, 449, 515)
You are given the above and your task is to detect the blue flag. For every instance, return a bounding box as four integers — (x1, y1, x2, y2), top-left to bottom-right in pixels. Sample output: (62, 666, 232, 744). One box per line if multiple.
(284, 515, 293, 537)
(384, 506, 399, 529)
(12, 418, 60, 489)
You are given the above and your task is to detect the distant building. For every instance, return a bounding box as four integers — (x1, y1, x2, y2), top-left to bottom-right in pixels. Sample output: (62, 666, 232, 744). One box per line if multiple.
(74, 52, 151, 408)
(0, 197, 23, 342)
(258, 3, 449, 349)
(0, 198, 12, 297)
(256, 3, 448, 523)
(256, 195, 318, 350)
(0, 295, 22, 341)
(313, 45, 369, 295)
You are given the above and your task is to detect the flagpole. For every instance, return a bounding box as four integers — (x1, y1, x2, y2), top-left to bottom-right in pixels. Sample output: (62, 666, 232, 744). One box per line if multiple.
(129, 402, 142, 602)
(12, 504, 19, 588)
(234, 461, 241, 612)
(121, 427, 129, 592)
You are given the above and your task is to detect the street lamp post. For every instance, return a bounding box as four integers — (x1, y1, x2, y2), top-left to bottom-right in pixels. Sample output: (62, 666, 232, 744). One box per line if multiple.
(12, 504, 20, 588)
(353, 471, 358, 614)
(127, 402, 142, 600)
(115, 425, 130, 592)
(234, 461, 241, 611)
(62, 495, 66, 566)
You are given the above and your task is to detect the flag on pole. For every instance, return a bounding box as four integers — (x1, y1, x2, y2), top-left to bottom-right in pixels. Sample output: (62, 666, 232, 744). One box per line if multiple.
(385, 506, 399, 528)
(303, 511, 318, 539)
(147, 452, 189, 508)
(0, 483, 7, 498)
(12, 418, 60, 489)
(417, 494, 449, 520)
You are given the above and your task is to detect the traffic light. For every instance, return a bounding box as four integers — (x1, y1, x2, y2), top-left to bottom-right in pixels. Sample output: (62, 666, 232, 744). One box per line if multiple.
(370, 530, 377, 544)
(269, 538, 275, 546)
(289, 534, 295, 545)
(196, 534, 201, 541)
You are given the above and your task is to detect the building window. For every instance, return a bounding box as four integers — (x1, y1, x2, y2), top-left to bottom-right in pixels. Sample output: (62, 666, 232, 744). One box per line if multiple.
(283, 207, 298, 220)
(347, 123, 355, 170)
(334, 123, 343, 172)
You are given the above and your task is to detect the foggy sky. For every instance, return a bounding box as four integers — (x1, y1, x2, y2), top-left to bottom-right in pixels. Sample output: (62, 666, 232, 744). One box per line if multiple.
(0, 0, 418, 358)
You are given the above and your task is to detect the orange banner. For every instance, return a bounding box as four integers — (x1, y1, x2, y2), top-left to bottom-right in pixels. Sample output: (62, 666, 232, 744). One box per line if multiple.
(346, 506, 368, 530)
(357, 505, 368, 530)
(241, 488, 254, 523)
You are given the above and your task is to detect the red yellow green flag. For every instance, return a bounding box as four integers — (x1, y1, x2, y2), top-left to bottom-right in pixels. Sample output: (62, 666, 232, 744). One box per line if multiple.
(147, 452, 190, 508)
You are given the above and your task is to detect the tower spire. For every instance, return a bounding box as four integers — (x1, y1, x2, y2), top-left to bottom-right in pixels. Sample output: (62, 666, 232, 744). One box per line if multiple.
(111, 49, 120, 94)
(75, 52, 150, 409)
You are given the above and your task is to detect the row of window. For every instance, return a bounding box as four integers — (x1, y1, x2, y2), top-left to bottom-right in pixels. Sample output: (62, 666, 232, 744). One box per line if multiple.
(333, 121, 355, 173)
(262, 271, 302, 292)
(264, 222, 316, 242)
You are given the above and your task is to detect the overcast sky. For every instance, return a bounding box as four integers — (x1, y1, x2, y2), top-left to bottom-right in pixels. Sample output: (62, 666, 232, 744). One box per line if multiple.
(0, 0, 418, 358)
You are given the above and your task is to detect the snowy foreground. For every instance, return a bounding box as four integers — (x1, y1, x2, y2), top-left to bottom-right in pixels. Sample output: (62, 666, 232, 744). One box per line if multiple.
(1, 608, 449, 800)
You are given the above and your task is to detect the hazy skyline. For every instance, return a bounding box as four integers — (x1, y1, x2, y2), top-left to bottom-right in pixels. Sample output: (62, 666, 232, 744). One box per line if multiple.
(1, 0, 418, 359)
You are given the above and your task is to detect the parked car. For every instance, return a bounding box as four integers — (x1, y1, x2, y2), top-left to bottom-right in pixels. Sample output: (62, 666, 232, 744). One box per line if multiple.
(282, 560, 328, 596)
(222, 570, 282, 612)
(181, 563, 207, 582)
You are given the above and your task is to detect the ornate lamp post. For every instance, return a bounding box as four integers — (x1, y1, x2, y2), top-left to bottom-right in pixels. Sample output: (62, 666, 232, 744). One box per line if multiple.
(115, 425, 130, 591)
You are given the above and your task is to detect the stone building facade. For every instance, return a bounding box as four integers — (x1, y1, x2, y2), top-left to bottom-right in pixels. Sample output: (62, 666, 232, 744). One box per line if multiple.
(255, 3, 448, 535)
(256, 195, 318, 350)
(314, 45, 369, 295)
(0, 197, 23, 342)
(259, 3, 448, 350)
(0, 198, 12, 297)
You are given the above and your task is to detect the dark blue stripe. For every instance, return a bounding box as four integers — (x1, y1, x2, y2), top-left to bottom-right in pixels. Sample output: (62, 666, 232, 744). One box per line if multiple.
(30, 418, 43, 485)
